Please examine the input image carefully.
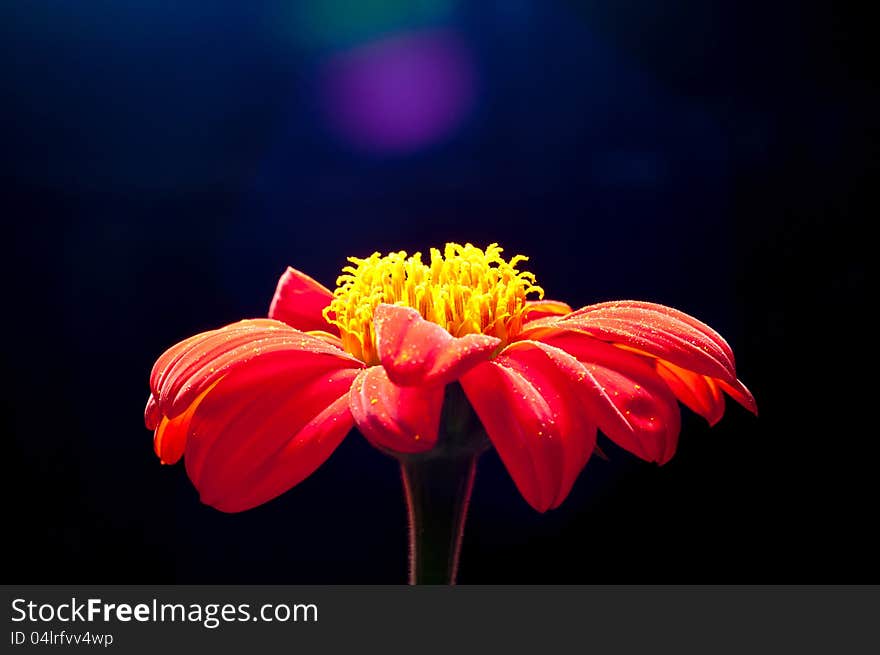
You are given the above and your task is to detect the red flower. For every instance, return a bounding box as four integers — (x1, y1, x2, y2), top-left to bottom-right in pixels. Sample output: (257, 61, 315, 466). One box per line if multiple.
(145, 243, 755, 513)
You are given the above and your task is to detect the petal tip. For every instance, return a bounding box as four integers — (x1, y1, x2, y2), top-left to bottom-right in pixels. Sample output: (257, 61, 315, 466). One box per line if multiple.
(268, 266, 336, 333)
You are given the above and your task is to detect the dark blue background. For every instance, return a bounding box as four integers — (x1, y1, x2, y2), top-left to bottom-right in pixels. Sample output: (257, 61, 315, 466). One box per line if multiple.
(4, 2, 874, 582)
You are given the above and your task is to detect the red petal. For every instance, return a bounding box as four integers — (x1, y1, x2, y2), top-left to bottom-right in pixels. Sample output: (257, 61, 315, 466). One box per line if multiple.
(522, 299, 573, 323)
(183, 362, 359, 512)
(716, 378, 758, 415)
(523, 301, 732, 380)
(268, 266, 338, 334)
(494, 342, 599, 508)
(655, 360, 726, 426)
(373, 304, 500, 387)
(150, 318, 279, 404)
(530, 333, 681, 465)
(571, 300, 736, 361)
(149, 331, 207, 397)
(144, 395, 161, 430)
(305, 330, 346, 350)
(151, 319, 361, 419)
(349, 366, 443, 454)
(225, 395, 354, 512)
(521, 300, 756, 415)
(460, 360, 567, 512)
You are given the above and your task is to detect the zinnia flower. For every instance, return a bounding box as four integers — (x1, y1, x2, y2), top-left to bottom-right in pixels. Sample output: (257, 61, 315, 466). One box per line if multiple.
(145, 243, 755, 515)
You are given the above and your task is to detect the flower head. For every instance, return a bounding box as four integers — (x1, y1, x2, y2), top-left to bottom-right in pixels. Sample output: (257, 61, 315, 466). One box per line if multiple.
(326, 243, 543, 362)
(145, 242, 756, 513)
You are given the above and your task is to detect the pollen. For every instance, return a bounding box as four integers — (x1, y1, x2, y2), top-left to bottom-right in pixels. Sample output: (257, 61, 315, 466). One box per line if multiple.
(325, 242, 543, 363)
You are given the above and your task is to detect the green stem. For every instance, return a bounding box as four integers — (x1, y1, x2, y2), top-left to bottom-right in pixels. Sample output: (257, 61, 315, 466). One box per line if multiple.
(395, 382, 489, 585)
(400, 454, 479, 585)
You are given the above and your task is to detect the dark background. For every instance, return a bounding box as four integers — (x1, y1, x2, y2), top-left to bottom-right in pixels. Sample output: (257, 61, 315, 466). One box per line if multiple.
(4, 2, 874, 583)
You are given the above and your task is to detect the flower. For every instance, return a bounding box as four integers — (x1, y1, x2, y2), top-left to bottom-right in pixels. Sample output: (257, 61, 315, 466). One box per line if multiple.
(145, 243, 756, 513)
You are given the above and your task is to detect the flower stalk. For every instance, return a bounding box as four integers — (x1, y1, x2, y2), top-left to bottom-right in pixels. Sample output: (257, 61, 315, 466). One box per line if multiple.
(397, 383, 489, 585)
(401, 453, 478, 585)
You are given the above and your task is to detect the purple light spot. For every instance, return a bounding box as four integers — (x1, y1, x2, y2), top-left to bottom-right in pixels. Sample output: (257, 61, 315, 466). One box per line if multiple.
(320, 30, 476, 154)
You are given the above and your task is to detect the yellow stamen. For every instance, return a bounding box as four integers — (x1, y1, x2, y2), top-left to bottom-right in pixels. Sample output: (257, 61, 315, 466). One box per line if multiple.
(325, 242, 544, 363)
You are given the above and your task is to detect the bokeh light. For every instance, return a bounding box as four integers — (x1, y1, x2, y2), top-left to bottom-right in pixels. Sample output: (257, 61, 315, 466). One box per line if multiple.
(271, 0, 456, 50)
(319, 30, 476, 154)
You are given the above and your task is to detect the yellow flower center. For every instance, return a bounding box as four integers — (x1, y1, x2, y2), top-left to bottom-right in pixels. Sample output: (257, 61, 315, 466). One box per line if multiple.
(325, 242, 544, 363)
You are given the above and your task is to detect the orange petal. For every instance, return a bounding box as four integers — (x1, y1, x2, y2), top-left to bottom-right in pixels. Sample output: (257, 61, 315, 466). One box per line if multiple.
(655, 360, 726, 426)
(152, 383, 216, 464)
